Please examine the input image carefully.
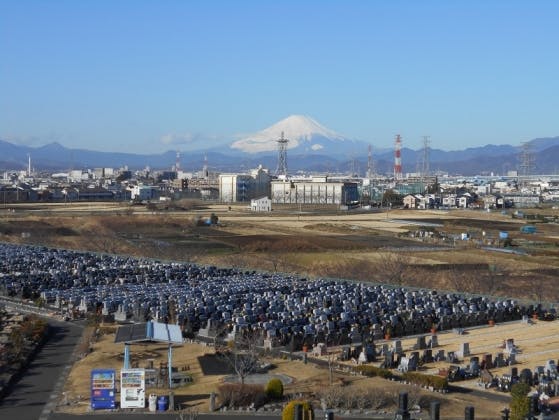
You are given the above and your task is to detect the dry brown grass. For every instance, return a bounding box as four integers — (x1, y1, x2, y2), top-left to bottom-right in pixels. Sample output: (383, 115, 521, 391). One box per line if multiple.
(59, 322, 528, 418)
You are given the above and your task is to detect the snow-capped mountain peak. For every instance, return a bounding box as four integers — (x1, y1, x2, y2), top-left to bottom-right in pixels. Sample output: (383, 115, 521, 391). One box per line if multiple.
(230, 115, 348, 154)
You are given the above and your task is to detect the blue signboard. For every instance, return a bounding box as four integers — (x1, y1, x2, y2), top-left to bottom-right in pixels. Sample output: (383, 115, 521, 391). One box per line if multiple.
(91, 369, 116, 409)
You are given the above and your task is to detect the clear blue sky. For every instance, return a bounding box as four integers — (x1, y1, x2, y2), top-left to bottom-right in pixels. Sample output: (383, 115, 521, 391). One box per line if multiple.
(1, 0, 558, 153)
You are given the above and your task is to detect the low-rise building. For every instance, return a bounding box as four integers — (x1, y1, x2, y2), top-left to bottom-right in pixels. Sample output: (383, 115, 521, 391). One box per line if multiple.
(129, 185, 159, 201)
(250, 196, 271, 212)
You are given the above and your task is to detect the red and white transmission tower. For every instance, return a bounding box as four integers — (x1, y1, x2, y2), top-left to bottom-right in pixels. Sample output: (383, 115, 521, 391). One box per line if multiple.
(394, 134, 402, 180)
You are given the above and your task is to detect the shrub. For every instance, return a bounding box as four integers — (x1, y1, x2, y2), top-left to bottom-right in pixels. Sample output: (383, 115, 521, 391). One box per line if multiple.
(353, 365, 393, 379)
(265, 378, 284, 399)
(318, 386, 389, 411)
(282, 400, 314, 420)
(217, 383, 264, 408)
(253, 391, 269, 409)
(401, 372, 448, 391)
(510, 383, 531, 420)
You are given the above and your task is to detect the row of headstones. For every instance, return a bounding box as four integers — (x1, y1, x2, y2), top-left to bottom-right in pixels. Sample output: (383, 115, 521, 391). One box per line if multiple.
(373, 391, 502, 420)
(389, 317, 434, 337)
(504, 366, 559, 390)
(437, 308, 523, 330)
(497, 363, 559, 389)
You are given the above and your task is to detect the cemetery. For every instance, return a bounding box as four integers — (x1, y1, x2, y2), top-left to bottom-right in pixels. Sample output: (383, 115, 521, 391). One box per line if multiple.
(0, 242, 542, 349)
(1, 204, 559, 418)
(2, 241, 559, 417)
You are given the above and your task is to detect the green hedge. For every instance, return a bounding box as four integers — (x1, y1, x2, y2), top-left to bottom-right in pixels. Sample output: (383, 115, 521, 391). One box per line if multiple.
(282, 400, 314, 420)
(353, 365, 393, 379)
(401, 372, 448, 391)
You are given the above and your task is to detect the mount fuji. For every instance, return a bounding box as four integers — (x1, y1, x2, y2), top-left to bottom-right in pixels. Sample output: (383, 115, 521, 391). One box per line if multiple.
(230, 115, 364, 156)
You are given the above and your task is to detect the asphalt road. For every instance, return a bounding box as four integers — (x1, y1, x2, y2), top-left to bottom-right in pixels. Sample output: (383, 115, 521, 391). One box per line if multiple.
(0, 319, 84, 420)
(48, 412, 395, 420)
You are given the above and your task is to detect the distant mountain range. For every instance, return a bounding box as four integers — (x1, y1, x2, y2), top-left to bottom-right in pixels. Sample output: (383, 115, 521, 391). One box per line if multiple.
(1, 115, 559, 176)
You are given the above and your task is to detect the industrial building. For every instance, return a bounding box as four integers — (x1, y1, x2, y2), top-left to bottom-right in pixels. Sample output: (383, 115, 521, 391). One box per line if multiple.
(218, 165, 271, 203)
(270, 176, 358, 205)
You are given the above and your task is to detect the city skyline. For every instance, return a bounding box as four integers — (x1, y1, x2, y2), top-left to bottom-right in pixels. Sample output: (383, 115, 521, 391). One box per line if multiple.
(1, 1, 558, 154)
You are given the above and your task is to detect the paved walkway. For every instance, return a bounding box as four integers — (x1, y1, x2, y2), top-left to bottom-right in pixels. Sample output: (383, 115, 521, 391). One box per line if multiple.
(0, 317, 84, 420)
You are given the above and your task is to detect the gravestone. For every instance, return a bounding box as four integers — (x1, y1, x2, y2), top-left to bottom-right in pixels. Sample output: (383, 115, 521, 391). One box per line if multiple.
(398, 357, 410, 373)
(545, 360, 558, 378)
(435, 349, 445, 362)
(365, 344, 376, 362)
(415, 336, 426, 350)
(429, 335, 439, 348)
(352, 345, 363, 359)
(519, 368, 532, 385)
(313, 342, 327, 356)
(381, 343, 389, 356)
(114, 305, 128, 322)
(263, 338, 274, 351)
(422, 349, 433, 363)
(482, 354, 493, 369)
(78, 298, 88, 313)
(358, 351, 367, 365)
(447, 351, 458, 363)
(383, 350, 394, 369)
(508, 352, 516, 365)
(469, 357, 480, 377)
(340, 346, 350, 361)
(408, 352, 419, 371)
(504, 338, 516, 354)
(458, 342, 470, 358)
(393, 340, 403, 355)
(494, 353, 506, 368)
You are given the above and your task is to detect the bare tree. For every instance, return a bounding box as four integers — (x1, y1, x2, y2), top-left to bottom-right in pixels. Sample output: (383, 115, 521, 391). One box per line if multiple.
(220, 329, 262, 385)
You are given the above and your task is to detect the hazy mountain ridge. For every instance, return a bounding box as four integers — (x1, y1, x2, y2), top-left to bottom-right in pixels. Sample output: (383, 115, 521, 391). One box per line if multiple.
(1, 121, 558, 175)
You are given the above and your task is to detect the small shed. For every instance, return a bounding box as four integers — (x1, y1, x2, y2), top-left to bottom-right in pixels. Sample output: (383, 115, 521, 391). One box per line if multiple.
(250, 196, 272, 212)
(115, 321, 183, 388)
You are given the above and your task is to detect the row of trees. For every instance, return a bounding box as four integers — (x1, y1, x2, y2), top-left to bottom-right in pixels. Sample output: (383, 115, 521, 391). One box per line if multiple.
(0, 312, 48, 370)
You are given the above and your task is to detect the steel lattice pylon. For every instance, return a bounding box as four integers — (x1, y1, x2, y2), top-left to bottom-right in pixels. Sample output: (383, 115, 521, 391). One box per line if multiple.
(276, 131, 289, 177)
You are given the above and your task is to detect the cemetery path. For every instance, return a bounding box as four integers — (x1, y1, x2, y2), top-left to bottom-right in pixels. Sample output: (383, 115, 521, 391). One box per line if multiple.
(0, 319, 84, 420)
(448, 384, 511, 403)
